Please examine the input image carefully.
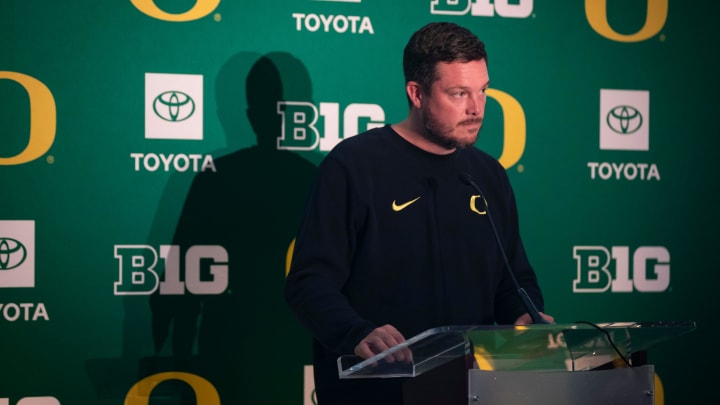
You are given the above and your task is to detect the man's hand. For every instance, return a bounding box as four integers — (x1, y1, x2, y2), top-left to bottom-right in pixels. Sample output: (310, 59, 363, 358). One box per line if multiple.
(354, 324, 411, 363)
(514, 312, 555, 325)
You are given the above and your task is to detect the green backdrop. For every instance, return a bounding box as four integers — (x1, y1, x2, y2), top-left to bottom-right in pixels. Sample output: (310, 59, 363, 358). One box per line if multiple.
(2, 0, 718, 403)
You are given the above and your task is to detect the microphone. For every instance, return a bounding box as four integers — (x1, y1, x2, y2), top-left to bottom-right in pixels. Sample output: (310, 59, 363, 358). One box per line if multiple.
(459, 173, 549, 324)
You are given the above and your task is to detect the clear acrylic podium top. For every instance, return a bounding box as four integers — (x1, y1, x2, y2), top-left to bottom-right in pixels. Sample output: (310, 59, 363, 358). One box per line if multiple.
(337, 321, 696, 379)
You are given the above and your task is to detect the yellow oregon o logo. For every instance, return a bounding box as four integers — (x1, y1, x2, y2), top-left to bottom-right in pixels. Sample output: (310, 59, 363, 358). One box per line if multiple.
(469, 195, 487, 215)
(0, 71, 56, 166)
(486, 89, 525, 169)
(585, 0, 668, 42)
(124, 372, 220, 405)
(286, 238, 295, 277)
(131, 0, 220, 22)
(655, 373, 664, 405)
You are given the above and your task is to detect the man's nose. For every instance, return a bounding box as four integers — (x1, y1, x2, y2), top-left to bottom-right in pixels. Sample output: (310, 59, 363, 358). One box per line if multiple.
(467, 95, 483, 115)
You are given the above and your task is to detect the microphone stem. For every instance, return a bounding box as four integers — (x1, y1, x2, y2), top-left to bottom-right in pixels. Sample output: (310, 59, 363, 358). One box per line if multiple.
(463, 175, 549, 325)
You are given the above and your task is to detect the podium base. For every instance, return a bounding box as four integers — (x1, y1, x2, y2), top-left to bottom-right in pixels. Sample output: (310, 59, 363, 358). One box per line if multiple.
(402, 354, 471, 405)
(468, 365, 655, 405)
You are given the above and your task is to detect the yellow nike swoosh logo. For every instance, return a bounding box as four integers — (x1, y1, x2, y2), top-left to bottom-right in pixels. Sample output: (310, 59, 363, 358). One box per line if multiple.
(392, 197, 421, 212)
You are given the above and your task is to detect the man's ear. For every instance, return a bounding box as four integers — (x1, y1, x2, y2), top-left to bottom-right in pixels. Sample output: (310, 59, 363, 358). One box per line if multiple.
(406, 81, 423, 109)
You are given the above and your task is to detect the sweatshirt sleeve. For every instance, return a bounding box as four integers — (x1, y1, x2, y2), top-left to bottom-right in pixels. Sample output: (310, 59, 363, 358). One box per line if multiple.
(284, 155, 376, 355)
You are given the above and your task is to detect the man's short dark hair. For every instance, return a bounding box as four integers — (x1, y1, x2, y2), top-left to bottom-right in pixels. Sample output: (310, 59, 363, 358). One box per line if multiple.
(403, 22, 487, 94)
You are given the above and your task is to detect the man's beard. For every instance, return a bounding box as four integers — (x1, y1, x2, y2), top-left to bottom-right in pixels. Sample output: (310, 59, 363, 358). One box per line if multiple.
(422, 107, 482, 150)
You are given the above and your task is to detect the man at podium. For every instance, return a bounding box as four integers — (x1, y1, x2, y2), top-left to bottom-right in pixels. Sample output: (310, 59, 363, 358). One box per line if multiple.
(285, 21, 553, 404)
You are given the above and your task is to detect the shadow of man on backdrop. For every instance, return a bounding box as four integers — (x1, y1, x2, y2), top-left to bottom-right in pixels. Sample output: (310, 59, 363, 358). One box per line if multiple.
(145, 51, 319, 404)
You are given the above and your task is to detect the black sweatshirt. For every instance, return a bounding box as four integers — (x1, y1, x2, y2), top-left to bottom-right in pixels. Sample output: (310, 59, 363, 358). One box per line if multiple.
(285, 125, 544, 404)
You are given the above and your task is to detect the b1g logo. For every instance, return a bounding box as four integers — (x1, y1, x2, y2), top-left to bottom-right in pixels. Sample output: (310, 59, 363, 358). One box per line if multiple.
(277, 102, 385, 152)
(303, 365, 316, 405)
(114, 245, 228, 295)
(0, 220, 35, 288)
(585, 0, 668, 42)
(573, 246, 670, 293)
(0, 72, 56, 166)
(0, 397, 60, 405)
(431, 0, 533, 18)
(131, 0, 220, 21)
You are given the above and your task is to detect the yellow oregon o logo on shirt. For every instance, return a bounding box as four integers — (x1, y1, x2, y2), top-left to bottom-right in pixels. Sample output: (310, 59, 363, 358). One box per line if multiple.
(0, 71, 56, 166)
(585, 0, 668, 42)
(131, 0, 220, 21)
(124, 372, 220, 404)
(486, 89, 525, 170)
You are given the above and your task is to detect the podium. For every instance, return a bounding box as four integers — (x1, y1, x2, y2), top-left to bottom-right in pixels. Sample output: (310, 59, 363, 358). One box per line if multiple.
(337, 321, 695, 405)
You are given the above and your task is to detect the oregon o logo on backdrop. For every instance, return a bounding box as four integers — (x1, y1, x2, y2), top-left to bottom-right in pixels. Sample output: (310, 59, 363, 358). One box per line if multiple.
(124, 372, 219, 405)
(486, 89, 525, 169)
(0, 72, 56, 166)
(585, 0, 668, 42)
(286, 238, 295, 277)
(131, 0, 220, 21)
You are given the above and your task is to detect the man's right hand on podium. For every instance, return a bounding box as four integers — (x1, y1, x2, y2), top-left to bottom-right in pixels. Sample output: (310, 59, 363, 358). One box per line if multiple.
(354, 324, 413, 363)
